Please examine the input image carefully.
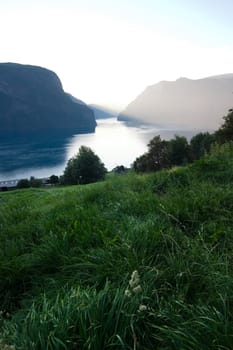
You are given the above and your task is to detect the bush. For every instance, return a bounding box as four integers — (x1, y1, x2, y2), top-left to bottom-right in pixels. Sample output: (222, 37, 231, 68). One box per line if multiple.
(16, 179, 30, 189)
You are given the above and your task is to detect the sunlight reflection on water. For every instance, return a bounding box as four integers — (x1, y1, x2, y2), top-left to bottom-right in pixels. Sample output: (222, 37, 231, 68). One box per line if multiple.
(0, 118, 200, 180)
(66, 118, 154, 171)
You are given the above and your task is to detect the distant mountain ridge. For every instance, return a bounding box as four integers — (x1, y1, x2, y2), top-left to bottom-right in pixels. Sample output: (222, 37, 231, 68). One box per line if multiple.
(0, 63, 96, 136)
(89, 104, 117, 119)
(118, 74, 233, 129)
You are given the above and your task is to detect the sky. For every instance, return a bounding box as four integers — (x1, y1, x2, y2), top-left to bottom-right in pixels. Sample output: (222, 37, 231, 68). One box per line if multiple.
(1, 0, 233, 110)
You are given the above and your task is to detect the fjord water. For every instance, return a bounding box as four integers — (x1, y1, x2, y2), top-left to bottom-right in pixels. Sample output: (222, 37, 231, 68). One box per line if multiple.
(0, 118, 199, 180)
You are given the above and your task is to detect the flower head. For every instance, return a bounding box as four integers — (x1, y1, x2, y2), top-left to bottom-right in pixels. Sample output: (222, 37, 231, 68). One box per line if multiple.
(124, 289, 132, 297)
(129, 270, 140, 288)
(132, 285, 142, 294)
(138, 304, 148, 312)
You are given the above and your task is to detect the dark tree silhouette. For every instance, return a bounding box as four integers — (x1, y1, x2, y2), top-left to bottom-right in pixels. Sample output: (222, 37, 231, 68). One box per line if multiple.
(63, 146, 107, 185)
(190, 132, 215, 160)
(49, 175, 59, 185)
(215, 109, 233, 143)
(17, 179, 30, 189)
(133, 136, 170, 172)
(168, 135, 191, 165)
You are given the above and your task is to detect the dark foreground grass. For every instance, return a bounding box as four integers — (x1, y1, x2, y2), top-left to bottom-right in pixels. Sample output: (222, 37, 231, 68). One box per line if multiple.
(1, 142, 233, 349)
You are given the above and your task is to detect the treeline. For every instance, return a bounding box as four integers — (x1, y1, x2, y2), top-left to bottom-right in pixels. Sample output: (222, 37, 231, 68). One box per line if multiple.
(17, 175, 59, 189)
(133, 108, 233, 172)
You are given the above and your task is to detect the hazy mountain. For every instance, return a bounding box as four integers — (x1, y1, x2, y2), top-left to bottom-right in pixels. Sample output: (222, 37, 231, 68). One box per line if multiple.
(118, 74, 233, 130)
(0, 63, 96, 136)
(89, 104, 117, 119)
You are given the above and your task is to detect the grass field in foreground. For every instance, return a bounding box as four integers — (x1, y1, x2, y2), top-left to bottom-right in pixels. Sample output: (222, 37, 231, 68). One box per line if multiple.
(1, 142, 233, 349)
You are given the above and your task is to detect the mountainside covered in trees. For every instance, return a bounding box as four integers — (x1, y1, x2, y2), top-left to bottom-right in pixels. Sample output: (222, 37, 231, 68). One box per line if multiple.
(0, 63, 96, 136)
(118, 74, 233, 129)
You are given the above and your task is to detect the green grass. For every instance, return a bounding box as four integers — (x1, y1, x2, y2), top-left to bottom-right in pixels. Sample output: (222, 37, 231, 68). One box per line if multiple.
(1, 142, 233, 349)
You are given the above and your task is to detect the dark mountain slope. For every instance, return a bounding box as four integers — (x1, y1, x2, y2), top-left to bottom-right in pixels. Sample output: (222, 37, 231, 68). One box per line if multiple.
(0, 63, 96, 136)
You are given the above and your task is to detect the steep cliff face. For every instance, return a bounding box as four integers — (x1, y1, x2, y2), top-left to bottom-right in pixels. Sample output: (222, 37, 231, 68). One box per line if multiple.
(118, 75, 233, 130)
(0, 63, 96, 136)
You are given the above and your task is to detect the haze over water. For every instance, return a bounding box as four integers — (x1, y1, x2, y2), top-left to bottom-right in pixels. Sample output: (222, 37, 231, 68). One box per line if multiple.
(0, 118, 201, 181)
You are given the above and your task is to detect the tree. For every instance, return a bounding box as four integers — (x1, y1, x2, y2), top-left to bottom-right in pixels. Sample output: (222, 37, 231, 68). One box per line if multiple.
(112, 165, 128, 174)
(168, 135, 190, 166)
(17, 179, 30, 189)
(147, 135, 170, 170)
(133, 136, 170, 172)
(215, 109, 233, 143)
(133, 153, 154, 173)
(49, 175, 59, 185)
(190, 132, 215, 160)
(63, 146, 107, 185)
(30, 176, 42, 188)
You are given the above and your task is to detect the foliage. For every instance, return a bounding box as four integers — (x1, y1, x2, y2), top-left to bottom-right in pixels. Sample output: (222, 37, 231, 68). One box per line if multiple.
(168, 134, 191, 165)
(63, 146, 107, 185)
(147, 135, 170, 169)
(1, 145, 233, 348)
(49, 174, 59, 184)
(190, 132, 216, 160)
(17, 177, 42, 189)
(29, 176, 42, 188)
(133, 135, 170, 172)
(112, 165, 128, 174)
(16, 178, 30, 189)
(133, 135, 191, 172)
(215, 108, 233, 143)
(133, 152, 153, 172)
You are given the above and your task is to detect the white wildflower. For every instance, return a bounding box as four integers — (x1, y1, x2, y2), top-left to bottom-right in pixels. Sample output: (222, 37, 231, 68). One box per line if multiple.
(124, 289, 132, 297)
(132, 285, 142, 294)
(138, 304, 148, 312)
(125, 270, 143, 297)
(129, 270, 140, 288)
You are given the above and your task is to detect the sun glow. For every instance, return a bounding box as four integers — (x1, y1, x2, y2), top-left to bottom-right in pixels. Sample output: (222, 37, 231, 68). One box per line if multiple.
(1, 1, 233, 109)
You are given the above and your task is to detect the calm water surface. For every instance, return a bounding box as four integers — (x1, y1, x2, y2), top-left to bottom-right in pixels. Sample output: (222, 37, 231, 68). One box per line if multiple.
(0, 118, 199, 180)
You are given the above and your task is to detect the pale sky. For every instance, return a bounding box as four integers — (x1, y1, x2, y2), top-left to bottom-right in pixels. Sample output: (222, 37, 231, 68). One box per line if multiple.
(1, 0, 233, 110)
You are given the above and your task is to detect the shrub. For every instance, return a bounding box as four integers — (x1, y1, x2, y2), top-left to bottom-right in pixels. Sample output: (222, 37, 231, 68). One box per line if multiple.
(16, 179, 30, 189)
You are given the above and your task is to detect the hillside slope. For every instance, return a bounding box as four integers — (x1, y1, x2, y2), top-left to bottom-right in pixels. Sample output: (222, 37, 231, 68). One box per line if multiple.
(0, 63, 96, 136)
(1, 143, 233, 349)
(118, 74, 233, 129)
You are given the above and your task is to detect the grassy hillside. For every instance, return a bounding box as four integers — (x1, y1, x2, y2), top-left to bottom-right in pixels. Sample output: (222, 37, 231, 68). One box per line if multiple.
(1, 142, 233, 349)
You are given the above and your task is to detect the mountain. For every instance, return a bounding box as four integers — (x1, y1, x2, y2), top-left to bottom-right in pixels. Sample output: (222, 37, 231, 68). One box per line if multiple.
(118, 74, 233, 130)
(89, 104, 117, 119)
(0, 63, 96, 136)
